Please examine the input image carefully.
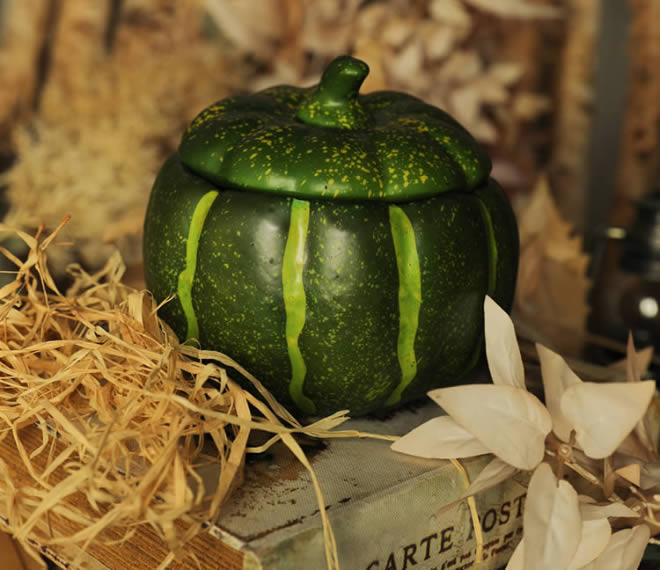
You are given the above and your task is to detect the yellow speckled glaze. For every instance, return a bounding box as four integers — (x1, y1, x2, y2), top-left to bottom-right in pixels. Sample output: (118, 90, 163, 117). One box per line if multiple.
(143, 56, 520, 417)
(178, 56, 490, 203)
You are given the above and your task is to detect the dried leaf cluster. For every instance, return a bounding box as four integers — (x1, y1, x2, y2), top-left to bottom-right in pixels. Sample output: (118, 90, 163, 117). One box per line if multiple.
(513, 176, 591, 353)
(206, 0, 558, 145)
(393, 296, 658, 569)
(0, 0, 239, 277)
(0, 221, 386, 570)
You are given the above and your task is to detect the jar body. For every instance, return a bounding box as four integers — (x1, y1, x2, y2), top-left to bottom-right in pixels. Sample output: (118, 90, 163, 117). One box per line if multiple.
(144, 156, 518, 416)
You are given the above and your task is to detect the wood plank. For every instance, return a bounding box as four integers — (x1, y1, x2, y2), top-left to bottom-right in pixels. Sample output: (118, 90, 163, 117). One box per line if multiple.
(0, 426, 243, 570)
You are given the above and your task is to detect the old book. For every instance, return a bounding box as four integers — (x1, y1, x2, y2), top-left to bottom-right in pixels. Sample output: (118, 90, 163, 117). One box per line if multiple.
(205, 400, 527, 570)
(1, 398, 527, 570)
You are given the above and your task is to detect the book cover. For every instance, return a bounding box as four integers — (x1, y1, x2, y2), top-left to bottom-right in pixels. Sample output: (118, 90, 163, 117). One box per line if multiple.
(204, 399, 528, 570)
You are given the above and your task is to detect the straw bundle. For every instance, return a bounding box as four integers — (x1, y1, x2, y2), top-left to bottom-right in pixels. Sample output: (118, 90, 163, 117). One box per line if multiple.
(0, 220, 367, 569)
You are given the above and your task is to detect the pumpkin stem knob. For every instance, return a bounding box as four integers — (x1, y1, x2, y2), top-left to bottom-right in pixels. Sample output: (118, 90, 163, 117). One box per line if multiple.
(296, 55, 370, 129)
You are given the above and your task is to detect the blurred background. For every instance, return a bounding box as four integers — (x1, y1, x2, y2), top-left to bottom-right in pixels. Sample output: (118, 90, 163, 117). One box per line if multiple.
(0, 0, 658, 362)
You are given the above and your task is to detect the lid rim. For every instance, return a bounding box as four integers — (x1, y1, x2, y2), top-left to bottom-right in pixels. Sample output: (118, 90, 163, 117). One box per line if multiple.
(179, 58, 491, 202)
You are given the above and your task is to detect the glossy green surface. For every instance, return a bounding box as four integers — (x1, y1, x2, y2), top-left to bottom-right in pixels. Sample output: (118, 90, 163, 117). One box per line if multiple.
(144, 158, 518, 416)
(179, 56, 490, 202)
(143, 56, 519, 417)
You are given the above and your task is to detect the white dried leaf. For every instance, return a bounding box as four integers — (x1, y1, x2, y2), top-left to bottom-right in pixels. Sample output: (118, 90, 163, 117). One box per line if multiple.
(523, 463, 582, 570)
(506, 537, 524, 569)
(381, 16, 415, 48)
(461, 456, 518, 498)
(313, 0, 355, 20)
(484, 296, 525, 389)
(439, 50, 483, 83)
(567, 518, 611, 570)
(536, 343, 581, 442)
(301, 23, 353, 57)
(429, 0, 472, 27)
(385, 37, 424, 83)
(491, 159, 527, 189)
(488, 62, 524, 86)
(354, 2, 390, 36)
(463, 0, 562, 19)
(449, 85, 481, 128)
(428, 385, 551, 470)
(513, 92, 552, 120)
(473, 76, 510, 105)
(469, 118, 498, 144)
(203, 0, 285, 54)
(390, 415, 490, 459)
(578, 525, 650, 570)
(560, 381, 655, 459)
(422, 24, 459, 62)
(580, 501, 639, 521)
(300, 0, 363, 56)
(516, 176, 553, 242)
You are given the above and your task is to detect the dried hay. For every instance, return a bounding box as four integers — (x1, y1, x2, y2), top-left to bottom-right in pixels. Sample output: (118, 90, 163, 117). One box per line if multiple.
(0, 219, 392, 569)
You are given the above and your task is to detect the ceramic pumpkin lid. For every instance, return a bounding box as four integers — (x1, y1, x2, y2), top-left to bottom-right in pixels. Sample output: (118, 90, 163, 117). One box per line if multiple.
(178, 55, 491, 202)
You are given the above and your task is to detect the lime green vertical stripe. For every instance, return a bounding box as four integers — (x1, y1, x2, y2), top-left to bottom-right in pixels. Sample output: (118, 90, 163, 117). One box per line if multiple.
(282, 199, 316, 415)
(177, 190, 219, 342)
(477, 199, 498, 296)
(385, 205, 422, 406)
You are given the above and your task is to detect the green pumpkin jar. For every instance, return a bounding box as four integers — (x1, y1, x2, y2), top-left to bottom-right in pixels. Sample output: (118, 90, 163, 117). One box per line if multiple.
(143, 56, 519, 417)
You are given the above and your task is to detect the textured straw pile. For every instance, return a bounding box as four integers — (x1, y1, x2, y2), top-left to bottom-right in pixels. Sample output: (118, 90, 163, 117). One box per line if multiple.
(0, 220, 373, 568)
